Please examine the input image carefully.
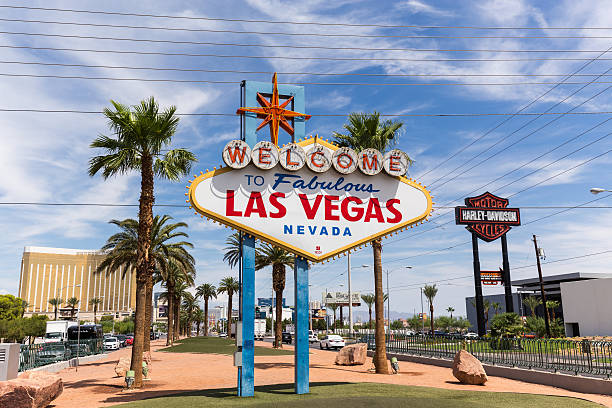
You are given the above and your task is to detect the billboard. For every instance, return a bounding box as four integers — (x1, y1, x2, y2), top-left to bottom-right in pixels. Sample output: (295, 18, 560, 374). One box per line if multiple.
(257, 297, 286, 308)
(188, 138, 433, 262)
(322, 291, 361, 306)
(311, 309, 327, 319)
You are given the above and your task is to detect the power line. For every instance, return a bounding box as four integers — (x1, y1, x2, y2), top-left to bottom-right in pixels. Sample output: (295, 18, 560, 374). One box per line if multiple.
(1, 108, 611, 117)
(4, 44, 612, 62)
(428, 67, 612, 189)
(2, 17, 612, 40)
(5, 72, 612, 86)
(4, 60, 612, 78)
(512, 250, 612, 270)
(416, 46, 612, 181)
(7, 30, 612, 46)
(1, 5, 611, 30)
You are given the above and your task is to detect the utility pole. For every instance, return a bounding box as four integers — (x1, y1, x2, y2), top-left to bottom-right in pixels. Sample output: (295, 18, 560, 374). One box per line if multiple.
(532, 235, 551, 338)
(420, 287, 425, 339)
(347, 254, 353, 334)
(385, 270, 390, 331)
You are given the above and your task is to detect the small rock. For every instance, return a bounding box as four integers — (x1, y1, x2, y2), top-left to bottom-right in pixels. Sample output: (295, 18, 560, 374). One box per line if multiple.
(114, 356, 131, 378)
(452, 350, 488, 385)
(0, 371, 63, 408)
(335, 343, 368, 366)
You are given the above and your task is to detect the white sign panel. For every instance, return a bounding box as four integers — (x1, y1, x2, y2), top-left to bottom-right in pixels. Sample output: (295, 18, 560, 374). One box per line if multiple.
(189, 138, 432, 262)
(322, 291, 361, 306)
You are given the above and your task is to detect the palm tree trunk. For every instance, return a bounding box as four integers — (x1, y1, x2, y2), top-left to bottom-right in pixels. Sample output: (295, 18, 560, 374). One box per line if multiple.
(274, 287, 283, 348)
(93, 304, 97, 325)
(166, 286, 174, 346)
(368, 306, 372, 329)
(204, 298, 209, 336)
(372, 238, 389, 374)
(131, 153, 154, 388)
(429, 304, 434, 334)
(227, 292, 233, 338)
(339, 306, 343, 329)
(54, 307, 57, 321)
(174, 294, 180, 341)
(144, 272, 153, 352)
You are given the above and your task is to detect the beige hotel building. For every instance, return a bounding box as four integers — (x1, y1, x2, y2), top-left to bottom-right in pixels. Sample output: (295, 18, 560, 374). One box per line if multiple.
(18, 246, 136, 320)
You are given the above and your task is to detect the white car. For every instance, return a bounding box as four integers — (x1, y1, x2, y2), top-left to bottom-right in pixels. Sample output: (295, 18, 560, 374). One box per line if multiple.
(104, 336, 121, 351)
(308, 330, 318, 343)
(319, 335, 345, 350)
(464, 332, 478, 339)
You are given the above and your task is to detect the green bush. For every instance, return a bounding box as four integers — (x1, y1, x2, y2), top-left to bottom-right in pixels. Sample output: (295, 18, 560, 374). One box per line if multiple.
(491, 313, 523, 338)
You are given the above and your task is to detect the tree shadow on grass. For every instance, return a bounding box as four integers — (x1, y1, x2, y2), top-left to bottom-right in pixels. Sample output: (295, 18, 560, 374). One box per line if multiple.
(102, 382, 351, 404)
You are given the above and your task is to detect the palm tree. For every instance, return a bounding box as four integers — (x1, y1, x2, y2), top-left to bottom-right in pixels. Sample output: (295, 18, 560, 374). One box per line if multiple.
(223, 232, 242, 269)
(327, 303, 339, 332)
(333, 112, 408, 374)
(192, 307, 205, 336)
(66, 297, 79, 319)
(174, 280, 193, 341)
(483, 299, 491, 331)
(218, 277, 239, 337)
(48, 298, 61, 320)
(546, 300, 560, 320)
(361, 294, 375, 329)
(255, 243, 294, 348)
(181, 293, 199, 337)
(157, 260, 195, 345)
(89, 298, 103, 324)
(195, 283, 217, 336)
(97, 215, 194, 352)
(423, 285, 438, 335)
(446, 306, 455, 320)
(523, 296, 542, 318)
(491, 302, 501, 316)
(20, 300, 29, 317)
(89, 97, 196, 388)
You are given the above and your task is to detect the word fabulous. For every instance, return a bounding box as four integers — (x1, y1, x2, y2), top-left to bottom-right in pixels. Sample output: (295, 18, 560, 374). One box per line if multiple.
(222, 139, 411, 177)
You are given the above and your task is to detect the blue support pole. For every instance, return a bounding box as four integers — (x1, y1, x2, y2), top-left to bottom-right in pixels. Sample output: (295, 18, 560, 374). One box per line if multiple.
(294, 256, 309, 394)
(239, 234, 255, 397)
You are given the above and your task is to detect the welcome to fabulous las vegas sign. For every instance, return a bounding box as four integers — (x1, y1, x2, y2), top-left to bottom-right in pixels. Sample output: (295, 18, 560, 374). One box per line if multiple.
(186, 75, 433, 262)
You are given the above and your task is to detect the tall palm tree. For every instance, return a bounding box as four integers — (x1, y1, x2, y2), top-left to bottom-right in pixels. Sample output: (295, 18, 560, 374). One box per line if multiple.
(523, 296, 542, 318)
(181, 293, 199, 337)
(255, 243, 294, 348)
(333, 112, 408, 374)
(217, 277, 239, 337)
(157, 260, 195, 345)
(97, 215, 194, 352)
(89, 298, 103, 324)
(423, 285, 438, 335)
(192, 307, 205, 336)
(223, 232, 242, 269)
(174, 280, 193, 341)
(327, 303, 339, 332)
(66, 297, 79, 319)
(195, 283, 217, 336)
(446, 306, 455, 320)
(546, 300, 560, 320)
(48, 298, 61, 320)
(361, 294, 375, 329)
(89, 97, 196, 388)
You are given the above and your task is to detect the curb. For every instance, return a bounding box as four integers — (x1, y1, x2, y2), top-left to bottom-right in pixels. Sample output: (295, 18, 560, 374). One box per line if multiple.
(368, 351, 612, 396)
(28, 353, 109, 374)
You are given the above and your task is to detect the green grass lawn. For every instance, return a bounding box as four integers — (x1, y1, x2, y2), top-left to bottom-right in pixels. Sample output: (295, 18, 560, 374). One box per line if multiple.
(158, 336, 293, 356)
(116, 382, 600, 408)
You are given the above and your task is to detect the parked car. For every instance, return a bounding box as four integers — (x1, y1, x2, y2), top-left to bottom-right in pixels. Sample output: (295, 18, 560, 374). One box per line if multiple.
(282, 332, 292, 344)
(319, 335, 345, 350)
(218, 332, 228, 338)
(104, 337, 121, 351)
(37, 343, 71, 364)
(67, 342, 91, 356)
(464, 332, 478, 339)
(125, 336, 134, 345)
(308, 330, 318, 343)
(115, 334, 128, 347)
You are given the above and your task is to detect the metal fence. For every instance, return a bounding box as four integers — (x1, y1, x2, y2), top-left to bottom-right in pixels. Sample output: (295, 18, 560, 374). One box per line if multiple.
(360, 333, 612, 378)
(19, 339, 103, 372)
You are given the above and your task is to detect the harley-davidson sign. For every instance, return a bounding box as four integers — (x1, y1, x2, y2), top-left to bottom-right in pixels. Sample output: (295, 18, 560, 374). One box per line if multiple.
(187, 137, 433, 262)
(455, 192, 520, 242)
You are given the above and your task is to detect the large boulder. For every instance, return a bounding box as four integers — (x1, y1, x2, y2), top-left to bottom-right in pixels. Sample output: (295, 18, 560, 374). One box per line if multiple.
(114, 356, 131, 377)
(335, 343, 368, 366)
(452, 350, 488, 385)
(0, 371, 63, 408)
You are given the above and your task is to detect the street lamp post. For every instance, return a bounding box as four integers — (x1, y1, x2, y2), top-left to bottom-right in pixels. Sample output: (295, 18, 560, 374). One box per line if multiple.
(346, 259, 369, 334)
(385, 266, 411, 331)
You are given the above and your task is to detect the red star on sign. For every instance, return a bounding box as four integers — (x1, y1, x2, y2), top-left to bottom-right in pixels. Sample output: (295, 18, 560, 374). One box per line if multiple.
(236, 73, 311, 146)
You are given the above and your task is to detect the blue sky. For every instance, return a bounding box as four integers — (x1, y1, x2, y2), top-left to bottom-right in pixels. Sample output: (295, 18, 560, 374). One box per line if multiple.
(1, 0, 612, 319)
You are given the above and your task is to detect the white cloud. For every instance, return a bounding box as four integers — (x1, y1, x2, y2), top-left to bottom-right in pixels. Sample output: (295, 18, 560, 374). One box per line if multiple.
(396, 0, 454, 17)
